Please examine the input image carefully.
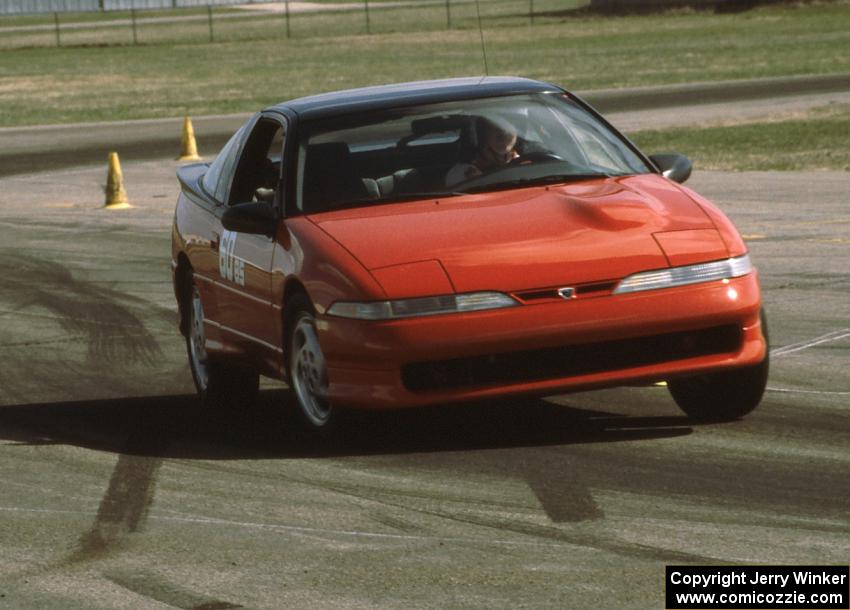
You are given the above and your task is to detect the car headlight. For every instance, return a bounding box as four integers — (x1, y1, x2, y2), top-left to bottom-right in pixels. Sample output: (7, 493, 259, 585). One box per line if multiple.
(327, 292, 519, 320)
(613, 254, 753, 295)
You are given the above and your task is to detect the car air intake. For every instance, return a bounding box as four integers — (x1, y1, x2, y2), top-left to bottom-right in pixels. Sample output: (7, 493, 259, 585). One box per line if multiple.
(401, 324, 742, 392)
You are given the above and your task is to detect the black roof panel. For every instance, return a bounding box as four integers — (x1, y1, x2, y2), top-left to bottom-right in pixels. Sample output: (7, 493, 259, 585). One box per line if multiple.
(269, 76, 562, 120)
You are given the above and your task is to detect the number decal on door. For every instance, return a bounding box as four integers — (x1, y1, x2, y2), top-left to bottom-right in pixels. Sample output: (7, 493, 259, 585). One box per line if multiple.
(218, 229, 245, 286)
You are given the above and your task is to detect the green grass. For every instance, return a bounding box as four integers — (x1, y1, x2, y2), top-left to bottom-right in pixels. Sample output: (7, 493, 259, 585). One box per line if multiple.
(629, 104, 850, 171)
(0, 0, 848, 126)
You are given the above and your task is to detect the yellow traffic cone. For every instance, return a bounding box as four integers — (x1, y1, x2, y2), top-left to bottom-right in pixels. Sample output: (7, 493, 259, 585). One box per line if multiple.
(104, 152, 131, 209)
(177, 116, 202, 161)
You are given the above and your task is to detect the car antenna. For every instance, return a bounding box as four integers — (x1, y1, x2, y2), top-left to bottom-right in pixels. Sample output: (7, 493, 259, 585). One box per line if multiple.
(474, 0, 489, 78)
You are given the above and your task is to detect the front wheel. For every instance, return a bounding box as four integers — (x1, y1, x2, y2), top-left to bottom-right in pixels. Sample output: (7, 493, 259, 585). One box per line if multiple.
(185, 273, 258, 411)
(668, 310, 769, 421)
(285, 294, 336, 432)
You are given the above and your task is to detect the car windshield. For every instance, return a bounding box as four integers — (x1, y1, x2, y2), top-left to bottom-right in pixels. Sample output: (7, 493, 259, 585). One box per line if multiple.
(296, 92, 652, 213)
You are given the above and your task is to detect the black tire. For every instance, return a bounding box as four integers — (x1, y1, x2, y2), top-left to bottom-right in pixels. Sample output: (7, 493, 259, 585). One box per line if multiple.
(184, 271, 259, 411)
(284, 293, 337, 433)
(668, 309, 769, 422)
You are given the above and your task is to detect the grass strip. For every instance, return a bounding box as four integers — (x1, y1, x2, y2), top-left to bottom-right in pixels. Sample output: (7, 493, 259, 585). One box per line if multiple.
(629, 104, 850, 171)
(0, 0, 848, 126)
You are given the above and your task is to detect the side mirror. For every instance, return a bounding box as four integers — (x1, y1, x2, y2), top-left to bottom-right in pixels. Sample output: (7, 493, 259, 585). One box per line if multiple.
(649, 153, 692, 184)
(221, 201, 277, 237)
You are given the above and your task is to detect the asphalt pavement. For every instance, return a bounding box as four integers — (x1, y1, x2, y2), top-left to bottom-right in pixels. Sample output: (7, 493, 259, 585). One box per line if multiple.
(0, 81, 848, 608)
(0, 159, 848, 608)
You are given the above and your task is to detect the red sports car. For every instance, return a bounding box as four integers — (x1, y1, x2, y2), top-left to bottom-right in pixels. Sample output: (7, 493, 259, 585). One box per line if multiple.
(171, 77, 768, 431)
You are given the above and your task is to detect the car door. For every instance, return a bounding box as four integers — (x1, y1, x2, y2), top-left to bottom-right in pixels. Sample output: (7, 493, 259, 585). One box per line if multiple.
(183, 115, 257, 353)
(214, 114, 287, 366)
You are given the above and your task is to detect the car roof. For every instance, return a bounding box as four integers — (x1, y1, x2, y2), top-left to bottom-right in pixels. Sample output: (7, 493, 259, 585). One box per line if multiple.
(268, 76, 563, 120)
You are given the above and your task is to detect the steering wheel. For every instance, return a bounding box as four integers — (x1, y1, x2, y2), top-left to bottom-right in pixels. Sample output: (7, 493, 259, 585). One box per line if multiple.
(509, 151, 564, 166)
(450, 152, 568, 192)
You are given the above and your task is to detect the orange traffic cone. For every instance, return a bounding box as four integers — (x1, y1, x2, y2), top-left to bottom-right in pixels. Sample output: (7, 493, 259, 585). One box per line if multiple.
(178, 116, 202, 161)
(104, 152, 131, 209)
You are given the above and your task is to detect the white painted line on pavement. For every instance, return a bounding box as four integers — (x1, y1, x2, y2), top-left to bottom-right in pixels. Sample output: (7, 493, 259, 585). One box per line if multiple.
(0, 504, 575, 549)
(766, 387, 850, 396)
(770, 329, 850, 357)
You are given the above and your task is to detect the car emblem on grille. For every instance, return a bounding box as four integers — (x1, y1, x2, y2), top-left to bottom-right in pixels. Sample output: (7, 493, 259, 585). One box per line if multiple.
(557, 287, 575, 299)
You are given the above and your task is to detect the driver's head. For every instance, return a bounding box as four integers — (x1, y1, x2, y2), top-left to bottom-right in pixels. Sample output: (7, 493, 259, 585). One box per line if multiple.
(475, 117, 517, 170)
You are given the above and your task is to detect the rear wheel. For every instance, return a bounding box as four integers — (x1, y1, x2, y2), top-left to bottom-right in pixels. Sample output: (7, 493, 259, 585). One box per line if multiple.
(668, 310, 769, 421)
(185, 273, 259, 411)
(285, 294, 335, 432)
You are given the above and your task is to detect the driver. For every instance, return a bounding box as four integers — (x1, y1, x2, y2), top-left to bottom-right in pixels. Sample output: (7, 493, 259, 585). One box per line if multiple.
(446, 117, 519, 187)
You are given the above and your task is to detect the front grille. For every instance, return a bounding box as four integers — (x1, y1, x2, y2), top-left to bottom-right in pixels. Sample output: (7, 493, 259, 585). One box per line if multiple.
(401, 324, 742, 393)
(514, 280, 617, 303)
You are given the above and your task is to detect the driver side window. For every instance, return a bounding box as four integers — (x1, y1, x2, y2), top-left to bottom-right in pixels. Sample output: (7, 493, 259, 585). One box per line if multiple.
(228, 117, 287, 207)
(202, 120, 251, 204)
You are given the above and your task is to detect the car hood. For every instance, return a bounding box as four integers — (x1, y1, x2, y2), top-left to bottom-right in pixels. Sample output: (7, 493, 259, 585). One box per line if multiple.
(309, 174, 725, 296)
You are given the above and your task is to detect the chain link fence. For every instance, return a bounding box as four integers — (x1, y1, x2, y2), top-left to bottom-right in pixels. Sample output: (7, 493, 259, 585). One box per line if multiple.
(0, 0, 584, 49)
(1, 0, 256, 14)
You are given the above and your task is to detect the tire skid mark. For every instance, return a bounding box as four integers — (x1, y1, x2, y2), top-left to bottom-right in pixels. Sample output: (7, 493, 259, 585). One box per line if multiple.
(0, 333, 89, 348)
(0, 251, 163, 366)
(0, 410, 171, 589)
(0, 306, 175, 327)
(0, 504, 601, 550)
(105, 569, 244, 610)
(0, 333, 172, 349)
(178, 460, 532, 513)
(368, 511, 428, 535)
(67, 411, 171, 563)
(526, 475, 604, 523)
(172, 408, 697, 532)
(0, 360, 101, 405)
(6, 502, 846, 548)
(70, 454, 163, 561)
(173, 409, 695, 528)
(0, 358, 149, 405)
(171, 461, 706, 563)
(313, 480, 705, 562)
(0, 477, 104, 506)
(397, 505, 715, 563)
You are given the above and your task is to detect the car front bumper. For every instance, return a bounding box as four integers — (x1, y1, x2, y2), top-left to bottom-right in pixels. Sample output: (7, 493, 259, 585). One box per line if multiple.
(317, 273, 766, 409)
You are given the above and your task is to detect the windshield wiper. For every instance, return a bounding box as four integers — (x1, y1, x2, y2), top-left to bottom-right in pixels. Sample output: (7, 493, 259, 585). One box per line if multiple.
(464, 173, 613, 193)
(325, 190, 466, 211)
(377, 190, 467, 202)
